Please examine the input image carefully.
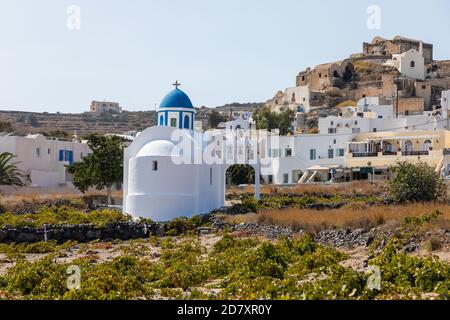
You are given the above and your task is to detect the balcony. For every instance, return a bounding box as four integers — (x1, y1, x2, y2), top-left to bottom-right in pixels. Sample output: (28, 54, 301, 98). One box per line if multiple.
(401, 151, 429, 156)
(351, 152, 378, 157)
(382, 151, 397, 156)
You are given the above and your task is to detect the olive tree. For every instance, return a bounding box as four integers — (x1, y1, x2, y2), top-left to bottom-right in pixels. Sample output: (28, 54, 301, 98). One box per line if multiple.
(67, 134, 125, 205)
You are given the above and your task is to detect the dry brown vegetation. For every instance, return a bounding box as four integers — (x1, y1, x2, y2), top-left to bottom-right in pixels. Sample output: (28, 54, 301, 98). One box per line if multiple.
(0, 186, 122, 208)
(227, 181, 386, 197)
(223, 203, 450, 235)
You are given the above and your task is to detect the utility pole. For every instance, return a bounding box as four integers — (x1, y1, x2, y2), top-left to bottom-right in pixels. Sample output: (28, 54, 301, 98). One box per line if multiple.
(396, 72, 400, 118)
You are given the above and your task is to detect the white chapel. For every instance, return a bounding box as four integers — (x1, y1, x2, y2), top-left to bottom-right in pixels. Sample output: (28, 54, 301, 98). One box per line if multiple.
(123, 83, 228, 221)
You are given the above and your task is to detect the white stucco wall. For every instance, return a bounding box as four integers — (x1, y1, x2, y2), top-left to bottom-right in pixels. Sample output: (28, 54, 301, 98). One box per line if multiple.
(0, 134, 91, 187)
(123, 126, 227, 221)
(387, 49, 425, 80)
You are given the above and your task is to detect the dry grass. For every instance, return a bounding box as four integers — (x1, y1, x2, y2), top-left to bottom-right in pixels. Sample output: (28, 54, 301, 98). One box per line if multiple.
(0, 186, 122, 207)
(227, 181, 386, 197)
(224, 203, 450, 235)
(335, 100, 357, 108)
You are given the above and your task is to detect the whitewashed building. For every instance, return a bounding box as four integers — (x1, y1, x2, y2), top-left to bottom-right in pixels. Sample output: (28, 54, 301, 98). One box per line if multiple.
(0, 134, 91, 187)
(385, 48, 425, 80)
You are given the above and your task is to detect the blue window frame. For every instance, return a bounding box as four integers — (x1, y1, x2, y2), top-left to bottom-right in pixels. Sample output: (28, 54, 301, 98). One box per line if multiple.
(59, 150, 74, 164)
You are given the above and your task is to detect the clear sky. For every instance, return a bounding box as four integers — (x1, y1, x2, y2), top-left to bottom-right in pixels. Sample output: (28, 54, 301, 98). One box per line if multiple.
(0, 0, 449, 113)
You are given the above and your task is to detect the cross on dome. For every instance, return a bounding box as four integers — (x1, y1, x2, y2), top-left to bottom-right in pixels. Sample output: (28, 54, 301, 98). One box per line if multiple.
(172, 80, 181, 89)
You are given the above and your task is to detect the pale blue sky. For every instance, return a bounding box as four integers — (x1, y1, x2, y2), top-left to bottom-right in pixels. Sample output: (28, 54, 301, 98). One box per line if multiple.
(0, 0, 449, 113)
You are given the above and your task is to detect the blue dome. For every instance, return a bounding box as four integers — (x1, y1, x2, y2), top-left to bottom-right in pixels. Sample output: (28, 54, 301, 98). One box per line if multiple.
(160, 88, 193, 109)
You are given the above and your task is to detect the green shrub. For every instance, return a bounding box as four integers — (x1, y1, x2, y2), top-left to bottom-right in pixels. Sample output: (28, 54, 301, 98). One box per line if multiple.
(388, 162, 446, 203)
(2, 231, 450, 300)
(5, 256, 68, 298)
(0, 206, 132, 228)
(423, 236, 442, 252)
(370, 240, 450, 293)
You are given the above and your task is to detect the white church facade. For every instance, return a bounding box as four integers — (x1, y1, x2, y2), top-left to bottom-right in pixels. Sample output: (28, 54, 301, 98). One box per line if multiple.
(123, 84, 261, 221)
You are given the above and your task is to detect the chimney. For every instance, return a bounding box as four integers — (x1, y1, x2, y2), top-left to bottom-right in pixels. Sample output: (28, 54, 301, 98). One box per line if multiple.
(419, 41, 423, 57)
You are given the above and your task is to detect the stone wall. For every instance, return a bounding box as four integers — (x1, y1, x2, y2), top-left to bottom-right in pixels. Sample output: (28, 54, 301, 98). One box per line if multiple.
(363, 37, 433, 64)
(395, 97, 424, 114)
(0, 222, 162, 244)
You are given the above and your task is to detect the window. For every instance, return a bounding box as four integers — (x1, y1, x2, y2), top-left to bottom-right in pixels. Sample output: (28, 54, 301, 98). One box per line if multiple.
(58, 150, 73, 164)
(210, 167, 213, 185)
(330, 121, 334, 125)
(285, 148, 292, 157)
(80, 152, 83, 158)
(333, 139, 336, 144)
(336, 148, 345, 157)
(267, 175, 273, 184)
(378, 115, 383, 119)
(373, 128, 377, 132)
(36, 148, 40, 157)
(283, 174, 289, 184)
(328, 128, 337, 134)
(309, 149, 316, 160)
(159, 115, 164, 125)
(328, 149, 334, 159)
(422, 85, 426, 89)
(354, 120, 358, 125)
(152, 161, 158, 171)
(170, 118, 177, 127)
(47, 148, 51, 154)
(184, 115, 190, 129)
(319, 73, 322, 78)
(410, 60, 415, 68)
(357, 112, 363, 117)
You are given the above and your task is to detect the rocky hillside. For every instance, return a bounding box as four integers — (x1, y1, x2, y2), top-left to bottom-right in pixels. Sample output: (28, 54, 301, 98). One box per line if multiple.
(0, 110, 156, 136)
(0, 101, 264, 136)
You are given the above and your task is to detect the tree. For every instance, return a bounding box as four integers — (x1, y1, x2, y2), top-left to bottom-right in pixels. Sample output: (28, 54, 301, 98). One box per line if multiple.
(226, 164, 255, 185)
(253, 107, 295, 135)
(0, 152, 29, 186)
(278, 108, 296, 135)
(67, 134, 125, 205)
(208, 110, 227, 129)
(0, 121, 13, 133)
(388, 161, 446, 203)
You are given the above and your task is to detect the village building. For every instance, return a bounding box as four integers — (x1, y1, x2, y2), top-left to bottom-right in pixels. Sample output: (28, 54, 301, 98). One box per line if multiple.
(0, 133, 91, 187)
(90, 100, 122, 113)
(385, 48, 425, 80)
(295, 60, 356, 91)
(363, 36, 433, 64)
(266, 85, 325, 114)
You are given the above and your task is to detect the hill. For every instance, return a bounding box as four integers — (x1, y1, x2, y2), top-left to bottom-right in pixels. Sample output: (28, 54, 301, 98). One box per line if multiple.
(0, 110, 156, 136)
